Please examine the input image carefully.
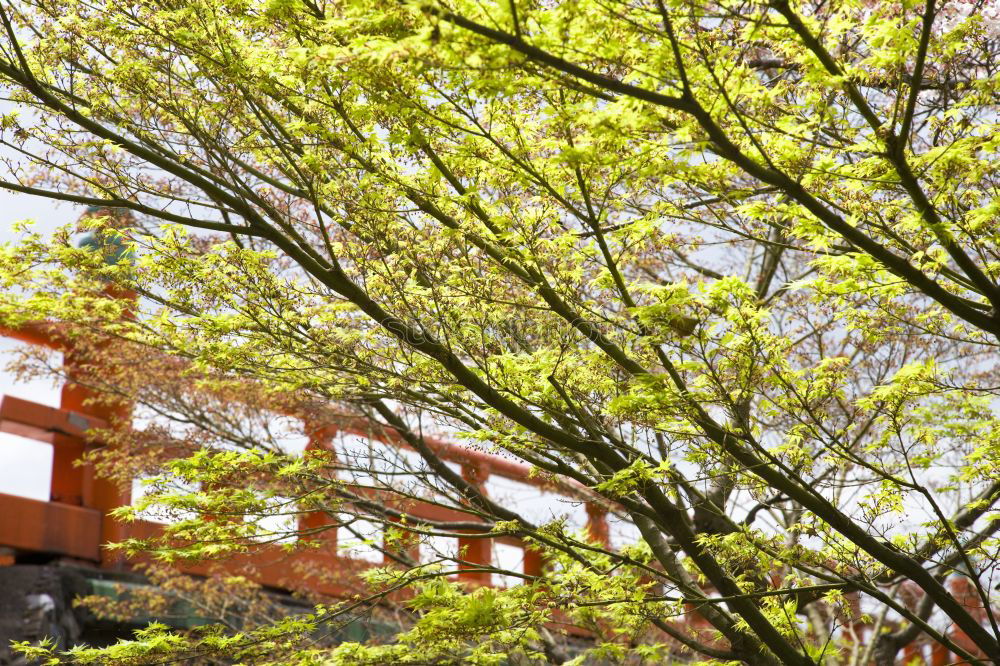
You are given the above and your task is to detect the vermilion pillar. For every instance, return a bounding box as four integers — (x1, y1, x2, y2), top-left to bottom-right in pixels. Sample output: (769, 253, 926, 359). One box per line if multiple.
(523, 545, 547, 578)
(297, 423, 339, 552)
(931, 641, 951, 666)
(61, 372, 131, 569)
(585, 502, 610, 547)
(458, 462, 491, 585)
(49, 432, 85, 505)
(61, 285, 136, 569)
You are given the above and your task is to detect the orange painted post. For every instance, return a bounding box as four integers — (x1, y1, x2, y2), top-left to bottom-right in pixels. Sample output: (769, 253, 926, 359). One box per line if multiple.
(298, 510, 335, 542)
(930, 641, 951, 666)
(458, 462, 491, 585)
(81, 471, 131, 569)
(60, 290, 135, 569)
(585, 503, 610, 547)
(298, 423, 339, 552)
(523, 545, 547, 578)
(900, 643, 920, 665)
(49, 433, 85, 505)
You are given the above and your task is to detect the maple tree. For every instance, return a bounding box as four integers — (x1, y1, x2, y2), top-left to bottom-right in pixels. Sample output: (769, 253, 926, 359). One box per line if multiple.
(2, 0, 1000, 663)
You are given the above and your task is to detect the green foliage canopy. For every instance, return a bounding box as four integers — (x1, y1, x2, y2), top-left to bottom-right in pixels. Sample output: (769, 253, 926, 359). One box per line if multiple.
(1, 0, 1000, 663)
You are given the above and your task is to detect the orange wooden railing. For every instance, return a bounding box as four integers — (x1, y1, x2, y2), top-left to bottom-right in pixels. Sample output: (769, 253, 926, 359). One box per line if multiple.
(0, 315, 610, 592)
